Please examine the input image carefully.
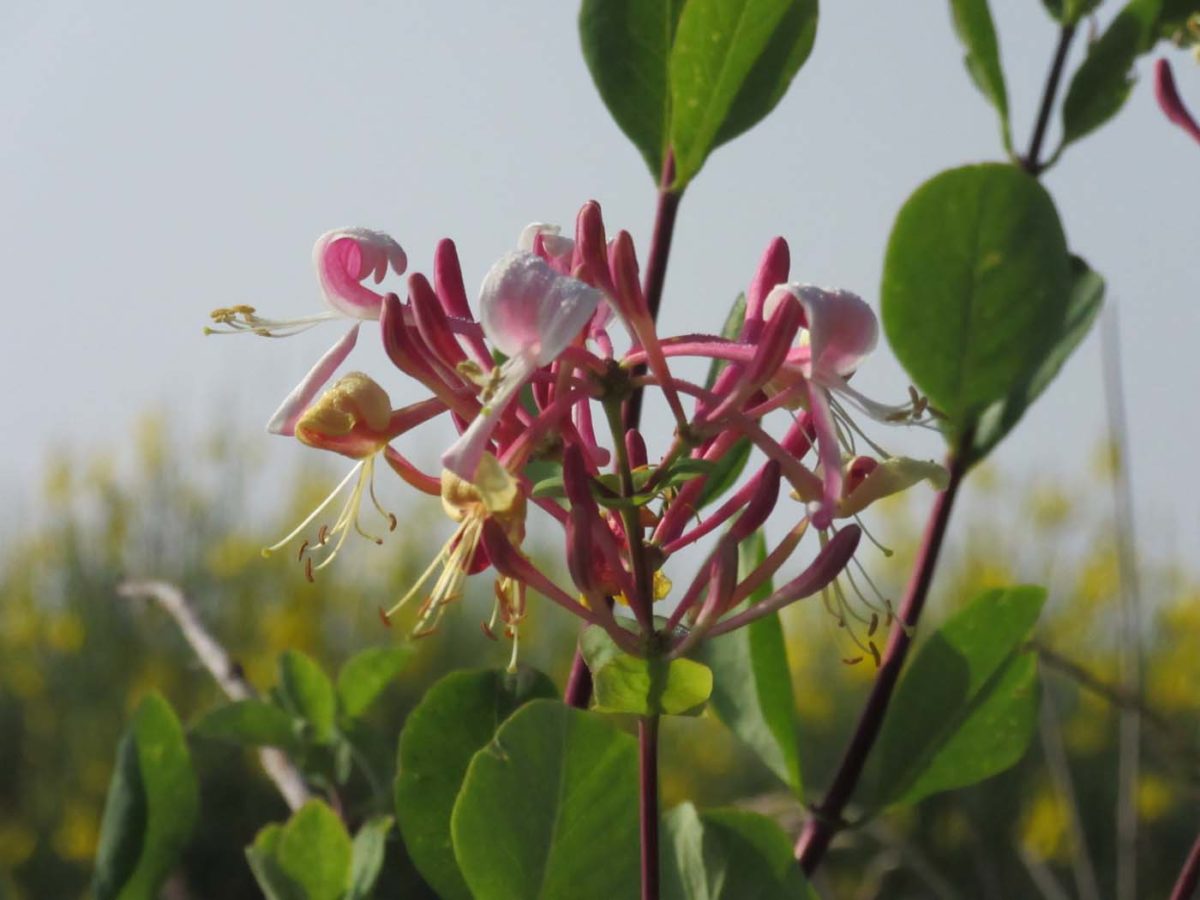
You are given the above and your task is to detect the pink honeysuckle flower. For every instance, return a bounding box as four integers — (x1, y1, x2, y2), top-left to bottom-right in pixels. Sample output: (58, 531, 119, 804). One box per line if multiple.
(1154, 58, 1200, 146)
(835, 455, 948, 518)
(441, 250, 602, 481)
(261, 372, 443, 579)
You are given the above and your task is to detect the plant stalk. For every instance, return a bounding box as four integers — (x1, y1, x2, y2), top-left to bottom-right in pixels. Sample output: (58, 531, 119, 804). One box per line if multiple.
(639, 714, 661, 900)
(1170, 832, 1200, 900)
(794, 433, 971, 874)
(1023, 24, 1077, 175)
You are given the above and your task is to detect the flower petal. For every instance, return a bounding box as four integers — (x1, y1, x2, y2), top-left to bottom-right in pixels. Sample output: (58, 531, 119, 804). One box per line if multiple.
(837, 457, 948, 518)
(267, 324, 360, 435)
(478, 251, 601, 364)
(314, 228, 407, 319)
(441, 352, 538, 480)
(768, 284, 879, 379)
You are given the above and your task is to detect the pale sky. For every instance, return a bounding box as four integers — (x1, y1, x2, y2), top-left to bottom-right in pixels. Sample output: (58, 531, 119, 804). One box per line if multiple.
(2, 2, 1197, 560)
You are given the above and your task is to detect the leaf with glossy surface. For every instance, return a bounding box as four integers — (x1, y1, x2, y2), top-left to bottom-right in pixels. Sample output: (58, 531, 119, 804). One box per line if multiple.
(969, 256, 1104, 464)
(347, 815, 392, 900)
(452, 700, 639, 900)
(669, 0, 818, 187)
(1061, 0, 1164, 148)
(869, 586, 1046, 809)
(948, 0, 1011, 150)
(279, 650, 337, 743)
(336, 645, 415, 720)
(93, 693, 199, 900)
(698, 532, 802, 793)
(394, 667, 556, 900)
(247, 800, 353, 900)
(191, 699, 298, 750)
(663, 803, 809, 899)
(881, 163, 1072, 435)
(579, 0, 685, 177)
(581, 625, 713, 716)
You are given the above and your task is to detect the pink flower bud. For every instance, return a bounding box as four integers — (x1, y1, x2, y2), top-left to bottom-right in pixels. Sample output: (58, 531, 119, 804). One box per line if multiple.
(1155, 58, 1200, 146)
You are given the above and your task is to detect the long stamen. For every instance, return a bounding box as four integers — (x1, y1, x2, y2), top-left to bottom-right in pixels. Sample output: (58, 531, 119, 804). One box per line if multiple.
(206, 307, 339, 337)
(262, 462, 364, 556)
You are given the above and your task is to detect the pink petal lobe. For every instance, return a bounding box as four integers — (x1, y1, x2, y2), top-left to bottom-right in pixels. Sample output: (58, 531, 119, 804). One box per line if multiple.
(314, 228, 407, 320)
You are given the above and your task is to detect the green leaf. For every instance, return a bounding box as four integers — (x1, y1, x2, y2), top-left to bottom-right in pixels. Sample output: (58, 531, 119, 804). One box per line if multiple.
(394, 667, 557, 900)
(191, 699, 299, 750)
(697, 532, 802, 793)
(1060, 0, 1164, 149)
(347, 815, 393, 900)
(704, 292, 748, 393)
(881, 163, 1072, 436)
(336, 645, 415, 720)
(279, 650, 337, 744)
(247, 800, 353, 900)
(579, 0, 685, 178)
(947, 0, 1011, 151)
(451, 700, 639, 900)
(93, 693, 199, 900)
(663, 803, 809, 899)
(669, 0, 818, 187)
(868, 586, 1046, 809)
(969, 255, 1104, 464)
(581, 626, 713, 716)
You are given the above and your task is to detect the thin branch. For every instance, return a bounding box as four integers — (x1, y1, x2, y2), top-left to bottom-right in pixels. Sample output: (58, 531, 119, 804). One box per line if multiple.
(1102, 305, 1145, 900)
(1170, 832, 1200, 900)
(1038, 675, 1102, 900)
(794, 431, 972, 874)
(1017, 844, 1075, 900)
(639, 716, 661, 900)
(1023, 25, 1077, 174)
(118, 579, 311, 811)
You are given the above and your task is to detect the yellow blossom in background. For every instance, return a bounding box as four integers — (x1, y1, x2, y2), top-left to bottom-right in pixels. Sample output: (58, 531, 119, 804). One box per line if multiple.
(1019, 787, 1070, 862)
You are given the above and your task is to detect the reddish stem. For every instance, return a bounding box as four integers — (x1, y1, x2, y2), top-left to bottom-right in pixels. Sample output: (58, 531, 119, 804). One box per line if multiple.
(639, 715, 661, 900)
(1170, 832, 1200, 900)
(794, 434, 971, 874)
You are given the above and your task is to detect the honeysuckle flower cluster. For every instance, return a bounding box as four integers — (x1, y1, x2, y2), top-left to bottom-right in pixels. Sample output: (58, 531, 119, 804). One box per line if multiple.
(210, 202, 943, 670)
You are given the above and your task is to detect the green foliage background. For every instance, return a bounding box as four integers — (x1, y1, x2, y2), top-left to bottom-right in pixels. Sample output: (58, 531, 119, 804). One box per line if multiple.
(1, 417, 1198, 897)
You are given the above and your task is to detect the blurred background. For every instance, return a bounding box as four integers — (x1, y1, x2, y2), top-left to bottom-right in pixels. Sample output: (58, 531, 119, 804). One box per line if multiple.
(2, 2, 1198, 898)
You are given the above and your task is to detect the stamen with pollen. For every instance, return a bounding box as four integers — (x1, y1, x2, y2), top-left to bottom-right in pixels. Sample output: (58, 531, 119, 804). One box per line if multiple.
(205, 306, 339, 337)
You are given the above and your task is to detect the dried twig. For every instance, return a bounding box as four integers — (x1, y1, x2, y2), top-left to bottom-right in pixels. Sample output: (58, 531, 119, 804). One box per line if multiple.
(118, 579, 311, 811)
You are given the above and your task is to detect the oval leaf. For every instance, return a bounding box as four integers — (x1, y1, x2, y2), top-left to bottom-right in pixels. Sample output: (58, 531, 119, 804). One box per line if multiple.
(881, 163, 1072, 433)
(948, 0, 1011, 151)
(969, 255, 1104, 464)
(93, 693, 199, 900)
(579, 0, 685, 177)
(347, 815, 393, 900)
(336, 644, 415, 720)
(868, 585, 1047, 809)
(394, 667, 557, 900)
(246, 800, 352, 900)
(279, 650, 337, 744)
(1060, 0, 1164, 149)
(663, 803, 809, 899)
(451, 700, 639, 900)
(191, 699, 299, 750)
(697, 532, 802, 793)
(669, 0, 818, 187)
(581, 625, 713, 716)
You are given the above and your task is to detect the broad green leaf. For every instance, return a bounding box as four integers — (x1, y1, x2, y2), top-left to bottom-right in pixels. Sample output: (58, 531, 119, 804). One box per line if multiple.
(881, 163, 1072, 435)
(663, 803, 809, 899)
(452, 700, 639, 900)
(969, 256, 1104, 464)
(93, 694, 199, 900)
(948, 0, 1011, 151)
(1061, 0, 1164, 148)
(581, 625, 713, 716)
(347, 815, 393, 900)
(579, 0, 685, 177)
(697, 532, 802, 793)
(669, 0, 818, 187)
(1041, 0, 1104, 24)
(394, 667, 556, 900)
(247, 800, 353, 900)
(191, 699, 298, 750)
(336, 644, 415, 720)
(868, 586, 1046, 809)
(695, 437, 753, 510)
(279, 650, 337, 744)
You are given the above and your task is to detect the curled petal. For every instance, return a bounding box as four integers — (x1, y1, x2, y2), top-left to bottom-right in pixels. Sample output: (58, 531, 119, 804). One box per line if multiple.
(267, 324, 360, 435)
(314, 228, 407, 319)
